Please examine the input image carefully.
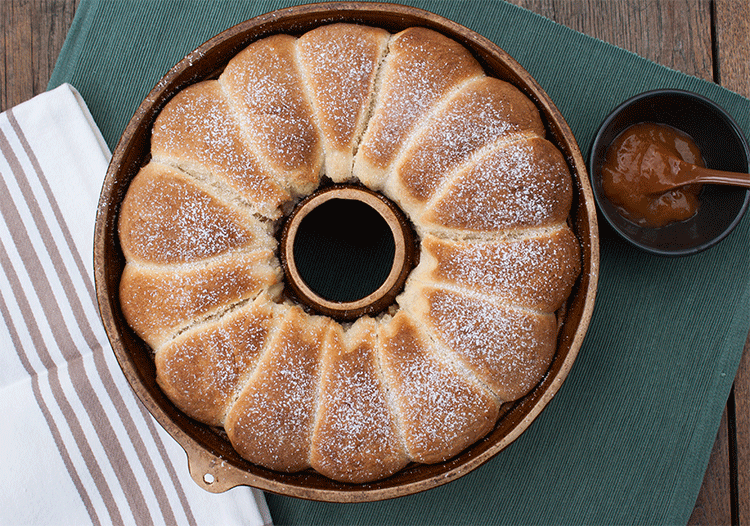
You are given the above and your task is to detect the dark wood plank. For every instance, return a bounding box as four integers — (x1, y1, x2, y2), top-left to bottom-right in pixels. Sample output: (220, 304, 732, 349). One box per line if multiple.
(506, 0, 713, 80)
(714, 0, 750, 99)
(713, 13, 750, 526)
(0, 0, 78, 112)
(734, 337, 750, 526)
(689, 408, 734, 524)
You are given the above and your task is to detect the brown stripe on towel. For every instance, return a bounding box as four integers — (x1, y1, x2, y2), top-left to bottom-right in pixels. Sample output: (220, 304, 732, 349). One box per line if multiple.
(5, 110, 97, 303)
(0, 127, 154, 526)
(5, 109, 194, 526)
(0, 287, 104, 526)
(0, 238, 123, 526)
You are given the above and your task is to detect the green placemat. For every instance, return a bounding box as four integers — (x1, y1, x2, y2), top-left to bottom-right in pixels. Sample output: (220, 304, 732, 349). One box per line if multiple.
(50, 1, 750, 524)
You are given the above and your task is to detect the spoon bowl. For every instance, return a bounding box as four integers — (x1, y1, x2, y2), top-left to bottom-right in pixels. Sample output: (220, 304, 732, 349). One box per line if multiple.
(641, 146, 750, 193)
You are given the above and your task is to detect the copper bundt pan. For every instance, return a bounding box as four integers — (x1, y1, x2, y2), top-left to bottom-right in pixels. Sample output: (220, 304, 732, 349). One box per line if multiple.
(94, 2, 599, 502)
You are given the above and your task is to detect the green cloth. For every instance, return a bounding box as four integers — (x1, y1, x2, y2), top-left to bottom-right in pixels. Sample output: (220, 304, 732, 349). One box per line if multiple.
(50, 1, 750, 524)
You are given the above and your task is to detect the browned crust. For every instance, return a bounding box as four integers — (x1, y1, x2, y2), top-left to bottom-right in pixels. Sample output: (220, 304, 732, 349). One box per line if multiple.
(377, 311, 499, 463)
(353, 27, 484, 186)
(220, 34, 323, 194)
(403, 286, 559, 402)
(151, 80, 288, 217)
(118, 162, 271, 265)
(416, 226, 581, 313)
(390, 76, 545, 211)
(297, 23, 390, 182)
(155, 294, 276, 426)
(224, 307, 331, 472)
(422, 136, 574, 233)
(310, 318, 409, 482)
(119, 251, 279, 349)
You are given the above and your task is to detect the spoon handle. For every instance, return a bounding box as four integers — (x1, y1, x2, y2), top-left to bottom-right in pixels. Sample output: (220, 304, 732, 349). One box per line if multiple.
(675, 162, 750, 189)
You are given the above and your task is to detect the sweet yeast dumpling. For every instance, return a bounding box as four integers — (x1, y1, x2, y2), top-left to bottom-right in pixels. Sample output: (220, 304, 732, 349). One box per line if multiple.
(119, 162, 274, 265)
(377, 311, 500, 463)
(117, 22, 583, 484)
(297, 24, 390, 182)
(353, 27, 484, 188)
(220, 34, 324, 196)
(155, 293, 277, 426)
(413, 227, 581, 313)
(399, 285, 559, 402)
(385, 76, 546, 217)
(224, 306, 331, 472)
(150, 80, 289, 218)
(419, 136, 573, 235)
(310, 317, 408, 483)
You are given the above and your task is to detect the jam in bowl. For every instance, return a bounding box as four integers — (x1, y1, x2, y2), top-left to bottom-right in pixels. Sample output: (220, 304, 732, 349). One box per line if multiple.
(589, 89, 750, 256)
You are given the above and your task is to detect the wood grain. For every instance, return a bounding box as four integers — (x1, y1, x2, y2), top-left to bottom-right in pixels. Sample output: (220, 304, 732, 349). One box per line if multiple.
(689, 407, 734, 524)
(697, 1, 749, 523)
(714, 8, 750, 522)
(735, 336, 750, 525)
(508, 0, 713, 80)
(0, 0, 78, 112)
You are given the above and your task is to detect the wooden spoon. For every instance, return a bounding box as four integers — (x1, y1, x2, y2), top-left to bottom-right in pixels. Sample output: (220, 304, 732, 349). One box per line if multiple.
(641, 142, 750, 194)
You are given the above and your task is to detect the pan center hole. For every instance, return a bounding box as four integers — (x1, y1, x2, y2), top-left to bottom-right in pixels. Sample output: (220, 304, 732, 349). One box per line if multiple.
(293, 198, 396, 302)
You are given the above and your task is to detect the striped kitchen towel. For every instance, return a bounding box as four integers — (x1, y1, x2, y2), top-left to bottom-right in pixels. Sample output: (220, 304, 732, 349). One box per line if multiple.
(0, 83, 273, 526)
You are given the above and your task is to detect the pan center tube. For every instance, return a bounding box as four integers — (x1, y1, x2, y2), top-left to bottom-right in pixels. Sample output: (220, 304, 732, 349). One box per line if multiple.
(280, 185, 416, 320)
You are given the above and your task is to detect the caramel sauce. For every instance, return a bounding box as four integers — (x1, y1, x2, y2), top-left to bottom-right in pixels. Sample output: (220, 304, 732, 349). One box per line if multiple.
(601, 122, 704, 227)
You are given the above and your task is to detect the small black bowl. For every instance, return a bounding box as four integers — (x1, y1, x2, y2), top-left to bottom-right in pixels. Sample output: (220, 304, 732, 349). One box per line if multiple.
(589, 89, 750, 256)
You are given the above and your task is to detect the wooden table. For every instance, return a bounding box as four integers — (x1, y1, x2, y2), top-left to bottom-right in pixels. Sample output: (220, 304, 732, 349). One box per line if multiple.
(2, 1, 748, 523)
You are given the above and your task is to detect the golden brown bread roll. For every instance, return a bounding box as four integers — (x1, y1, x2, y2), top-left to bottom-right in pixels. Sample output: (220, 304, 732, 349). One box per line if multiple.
(420, 136, 574, 234)
(398, 285, 559, 402)
(378, 311, 500, 463)
(220, 34, 324, 196)
(119, 162, 273, 264)
(119, 250, 279, 349)
(413, 226, 581, 312)
(225, 305, 331, 472)
(386, 76, 546, 216)
(150, 80, 289, 218)
(117, 23, 581, 483)
(297, 24, 390, 182)
(155, 293, 277, 426)
(310, 318, 408, 482)
(353, 27, 485, 188)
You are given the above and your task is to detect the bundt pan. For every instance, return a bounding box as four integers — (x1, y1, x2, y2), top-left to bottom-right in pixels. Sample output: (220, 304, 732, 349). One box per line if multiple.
(94, 2, 599, 502)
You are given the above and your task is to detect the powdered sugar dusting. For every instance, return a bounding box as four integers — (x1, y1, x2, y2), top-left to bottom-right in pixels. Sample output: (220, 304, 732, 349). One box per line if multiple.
(395, 77, 543, 202)
(116, 23, 584, 483)
(424, 137, 572, 232)
(297, 25, 388, 152)
(379, 314, 497, 462)
(157, 296, 274, 425)
(311, 323, 406, 482)
(119, 251, 279, 348)
(226, 309, 328, 471)
(151, 81, 288, 215)
(120, 163, 265, 264)
(421, 288, 557, 401)
(220, 35, 322, 189)
(356, 28, 483, 173)
(420, 228, 580, 312)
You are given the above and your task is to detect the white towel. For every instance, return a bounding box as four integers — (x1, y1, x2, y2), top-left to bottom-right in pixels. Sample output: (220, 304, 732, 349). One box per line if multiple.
(0, 83, 273, 526)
